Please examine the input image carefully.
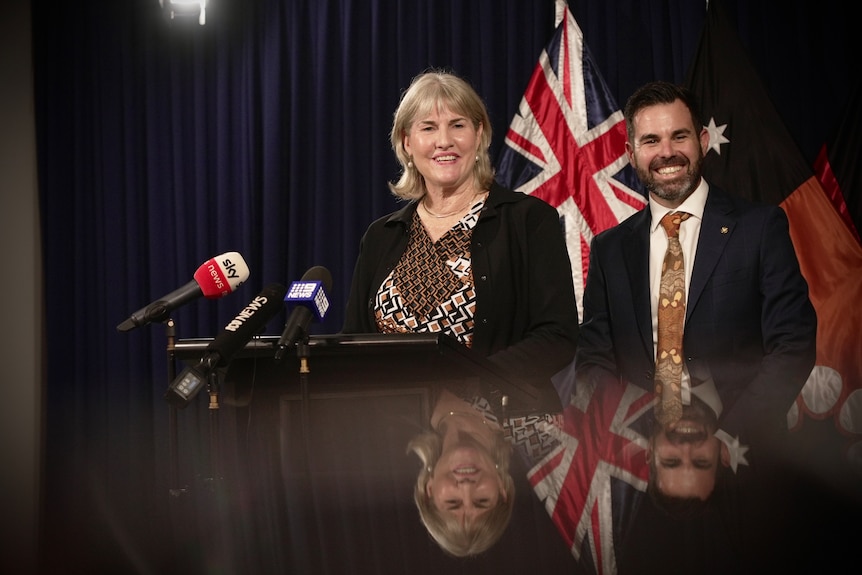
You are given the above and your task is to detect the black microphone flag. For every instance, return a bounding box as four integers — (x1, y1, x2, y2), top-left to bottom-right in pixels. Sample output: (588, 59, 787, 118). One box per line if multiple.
(164, 282, 287, 407)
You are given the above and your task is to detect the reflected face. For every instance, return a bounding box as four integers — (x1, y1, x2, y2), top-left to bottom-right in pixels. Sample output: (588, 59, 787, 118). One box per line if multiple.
(651, 424, 721, 500)
(426, 431, 505, 524)
(403, 103, 482, 195)
(626, 99, 708, 206)
(648, 399, 727, 500)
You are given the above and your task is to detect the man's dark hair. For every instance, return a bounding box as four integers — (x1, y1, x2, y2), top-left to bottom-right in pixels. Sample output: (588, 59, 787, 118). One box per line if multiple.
(623, 81, 704, 141)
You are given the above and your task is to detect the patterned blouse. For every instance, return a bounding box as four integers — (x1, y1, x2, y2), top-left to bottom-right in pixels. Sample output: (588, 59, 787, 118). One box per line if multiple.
(469, 394, 563, 464)
(373, 199, 484, 347)
(380, 197, 564, 464)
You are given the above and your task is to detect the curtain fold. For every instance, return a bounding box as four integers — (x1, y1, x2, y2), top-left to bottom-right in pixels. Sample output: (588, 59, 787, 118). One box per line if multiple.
(31, 0, 856, 573)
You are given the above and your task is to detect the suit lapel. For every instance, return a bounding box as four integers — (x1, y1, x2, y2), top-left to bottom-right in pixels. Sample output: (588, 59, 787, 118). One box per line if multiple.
(688, 188, 736, 319)
(621, 209, 655, 361)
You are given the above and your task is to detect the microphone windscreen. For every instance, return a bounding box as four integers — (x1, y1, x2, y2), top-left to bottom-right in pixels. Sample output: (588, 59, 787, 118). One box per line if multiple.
(193, 251, 250, 299)
(207, 282, 287, 366)
(284, 266, 332, 321)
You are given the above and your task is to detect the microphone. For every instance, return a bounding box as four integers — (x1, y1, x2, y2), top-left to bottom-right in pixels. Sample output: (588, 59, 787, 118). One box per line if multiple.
(274, 266, 332, 361)
(164, 282, 287, 408)
(117, 252, 250, 332)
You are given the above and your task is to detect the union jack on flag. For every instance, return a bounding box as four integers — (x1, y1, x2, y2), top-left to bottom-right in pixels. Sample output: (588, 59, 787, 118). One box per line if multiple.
(496, 4, 653, 574)
(495, 3, 646, 319)
(529, 373, 653, 575)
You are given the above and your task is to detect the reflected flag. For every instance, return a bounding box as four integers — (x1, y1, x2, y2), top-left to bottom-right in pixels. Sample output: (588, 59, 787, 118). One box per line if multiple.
(528, 377, 653, 575)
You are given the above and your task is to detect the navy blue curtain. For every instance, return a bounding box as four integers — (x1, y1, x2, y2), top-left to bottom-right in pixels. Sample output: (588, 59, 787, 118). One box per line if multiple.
(31, 0, 855, 573)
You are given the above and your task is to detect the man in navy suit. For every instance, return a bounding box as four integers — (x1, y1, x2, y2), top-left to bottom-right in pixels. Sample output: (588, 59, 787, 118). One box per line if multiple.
(570, 80, 818, 572)
(575, 80, 816, 472)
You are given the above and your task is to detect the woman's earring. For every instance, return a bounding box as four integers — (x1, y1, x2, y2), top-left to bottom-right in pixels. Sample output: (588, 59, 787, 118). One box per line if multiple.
(407, 155, 414, 169)
(475, 155, 479, 163)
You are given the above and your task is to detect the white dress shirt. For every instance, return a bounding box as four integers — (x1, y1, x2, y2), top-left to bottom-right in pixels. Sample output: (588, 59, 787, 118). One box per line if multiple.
(648, 179, 714, 410)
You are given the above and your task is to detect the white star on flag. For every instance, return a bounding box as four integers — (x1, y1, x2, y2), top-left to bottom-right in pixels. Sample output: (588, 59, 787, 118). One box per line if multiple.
(705, 117, 730, 155)
(715, 429, 750, 472)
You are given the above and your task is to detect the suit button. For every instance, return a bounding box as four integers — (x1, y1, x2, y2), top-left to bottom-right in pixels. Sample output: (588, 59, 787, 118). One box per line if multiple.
(480, 275, 487, 281)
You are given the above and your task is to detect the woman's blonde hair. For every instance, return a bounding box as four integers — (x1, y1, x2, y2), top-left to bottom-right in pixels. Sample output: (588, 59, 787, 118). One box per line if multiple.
(388, 69, 494, 200)
(406, 423, 515, 557)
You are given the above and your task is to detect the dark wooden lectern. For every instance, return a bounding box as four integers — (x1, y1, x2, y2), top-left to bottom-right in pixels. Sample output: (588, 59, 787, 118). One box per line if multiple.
(166, 332, 569, 574)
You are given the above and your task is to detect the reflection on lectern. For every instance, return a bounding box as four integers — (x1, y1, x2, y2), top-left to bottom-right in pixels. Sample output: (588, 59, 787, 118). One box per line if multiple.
(169, 333, 579, 573)
(406, 385, 516, 557)
(645, 389, 733, 514)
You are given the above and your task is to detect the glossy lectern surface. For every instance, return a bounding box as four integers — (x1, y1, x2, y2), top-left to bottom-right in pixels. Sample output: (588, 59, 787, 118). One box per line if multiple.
(166, 333, 576, 574)
(172, 332, 551, 417)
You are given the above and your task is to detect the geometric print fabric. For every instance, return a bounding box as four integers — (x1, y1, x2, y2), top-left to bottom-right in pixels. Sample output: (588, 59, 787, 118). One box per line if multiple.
(374, 200, 484, 347)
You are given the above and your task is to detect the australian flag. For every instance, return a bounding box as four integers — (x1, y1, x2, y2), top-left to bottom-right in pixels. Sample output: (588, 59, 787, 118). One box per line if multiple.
(495, 2, 646, 320)
(495, 4, 652, 575)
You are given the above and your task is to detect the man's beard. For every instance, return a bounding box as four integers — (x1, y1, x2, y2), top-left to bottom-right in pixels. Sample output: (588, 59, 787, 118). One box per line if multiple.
(637, 153, 703, 202)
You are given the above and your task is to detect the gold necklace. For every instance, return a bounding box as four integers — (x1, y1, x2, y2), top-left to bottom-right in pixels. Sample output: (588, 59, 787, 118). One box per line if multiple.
(420, 192, 482, 219)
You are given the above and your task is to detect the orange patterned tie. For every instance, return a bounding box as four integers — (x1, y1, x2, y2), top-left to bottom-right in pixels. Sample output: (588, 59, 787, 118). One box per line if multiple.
(655, 211, 691, 427)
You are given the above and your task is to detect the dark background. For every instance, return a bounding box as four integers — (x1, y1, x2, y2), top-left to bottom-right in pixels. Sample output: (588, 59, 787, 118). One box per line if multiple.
(5, 0, 856, 573)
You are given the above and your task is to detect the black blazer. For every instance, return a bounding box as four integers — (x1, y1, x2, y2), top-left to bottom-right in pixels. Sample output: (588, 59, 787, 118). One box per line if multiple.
(342, 182, 579, 389)
(575, 184, 816, 440)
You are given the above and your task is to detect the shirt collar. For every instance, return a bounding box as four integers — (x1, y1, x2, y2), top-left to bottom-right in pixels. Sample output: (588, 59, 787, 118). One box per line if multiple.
(649, 178, 710, 233)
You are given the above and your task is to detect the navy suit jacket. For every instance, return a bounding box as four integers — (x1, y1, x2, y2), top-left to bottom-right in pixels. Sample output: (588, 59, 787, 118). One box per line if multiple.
(574, 184, 816, 441)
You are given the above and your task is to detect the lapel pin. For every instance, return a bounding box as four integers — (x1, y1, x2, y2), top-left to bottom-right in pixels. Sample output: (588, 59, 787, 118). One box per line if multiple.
(721, 226, 728, 234)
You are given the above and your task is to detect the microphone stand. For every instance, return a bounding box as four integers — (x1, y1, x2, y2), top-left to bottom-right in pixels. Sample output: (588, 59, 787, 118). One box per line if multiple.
(164, 318, 186, 498)
(296, 334, 313, 470)
(164, 319, 226, 566)
(205, 369, 222, 492)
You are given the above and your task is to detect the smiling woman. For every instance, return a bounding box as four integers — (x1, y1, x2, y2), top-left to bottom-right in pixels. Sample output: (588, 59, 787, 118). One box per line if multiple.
(407, 386, 515, 557)
(342, 68, 579, 394)
(341, 68, 580, 557)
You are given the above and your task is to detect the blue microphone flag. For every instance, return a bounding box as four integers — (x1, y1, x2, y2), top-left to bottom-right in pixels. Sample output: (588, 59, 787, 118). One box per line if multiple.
(285, 279, 329, 321)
